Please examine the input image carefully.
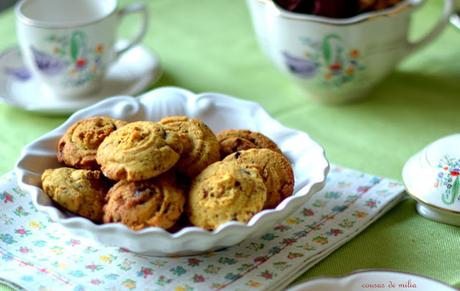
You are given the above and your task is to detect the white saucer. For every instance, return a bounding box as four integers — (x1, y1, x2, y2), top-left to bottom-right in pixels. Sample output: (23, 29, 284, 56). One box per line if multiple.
(0, 45, 162, 115)
(287, 270, 456, 291)
(415, 202, 460, 226)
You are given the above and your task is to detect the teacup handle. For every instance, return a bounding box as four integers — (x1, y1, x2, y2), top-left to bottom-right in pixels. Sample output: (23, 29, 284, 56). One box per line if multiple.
(405, 0, 454, 56)
(115, 3, 148, 59)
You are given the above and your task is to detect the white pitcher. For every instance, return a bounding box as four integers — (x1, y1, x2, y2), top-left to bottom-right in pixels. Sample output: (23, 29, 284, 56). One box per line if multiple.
(246, 0, 454, 104)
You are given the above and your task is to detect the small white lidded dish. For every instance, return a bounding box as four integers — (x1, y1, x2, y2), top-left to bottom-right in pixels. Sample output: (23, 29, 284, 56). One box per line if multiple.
(402, 134, 460, 226)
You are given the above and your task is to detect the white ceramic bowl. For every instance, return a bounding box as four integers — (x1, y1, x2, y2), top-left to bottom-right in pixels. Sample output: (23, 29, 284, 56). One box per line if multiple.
(15, 87, 329, 256)
(287, 270, 457, 291)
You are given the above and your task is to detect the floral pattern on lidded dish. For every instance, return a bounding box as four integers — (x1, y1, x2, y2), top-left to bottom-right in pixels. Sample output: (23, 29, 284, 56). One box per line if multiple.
(402, 134, 460, 226)
(435, 156, 460, 205)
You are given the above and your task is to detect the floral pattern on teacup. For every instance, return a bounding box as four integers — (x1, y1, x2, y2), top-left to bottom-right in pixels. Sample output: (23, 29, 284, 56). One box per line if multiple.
(31, 31, 105, 87)
(4, 66, 31, 81)
(282, 34, 365, 87)
(435, 156, 460, 205)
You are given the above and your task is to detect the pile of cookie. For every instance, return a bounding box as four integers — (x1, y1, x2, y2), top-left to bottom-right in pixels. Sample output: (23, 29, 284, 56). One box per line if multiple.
(41, 115, 294, 231)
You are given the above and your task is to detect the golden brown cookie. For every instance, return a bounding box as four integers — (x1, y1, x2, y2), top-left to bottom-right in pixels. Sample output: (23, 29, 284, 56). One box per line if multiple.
(187, 161, 267, 230)
(217, 129, 282, 158)
(96, 121, 183, 181)
(41, 167, 108, 222)
(223, 149, 294, 209)
(103, 172, 185, 230)
(159, 116, 220, 177)
(57, 116, 127, 169)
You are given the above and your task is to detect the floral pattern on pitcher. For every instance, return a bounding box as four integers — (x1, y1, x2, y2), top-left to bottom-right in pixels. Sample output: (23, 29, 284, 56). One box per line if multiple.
(31, 31, 105, 87)
(282, 33, 365, 87)
(435, 156, 460, 205)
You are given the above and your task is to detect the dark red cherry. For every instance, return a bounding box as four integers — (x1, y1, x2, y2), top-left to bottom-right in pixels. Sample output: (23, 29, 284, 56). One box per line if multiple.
(275, 0, 304, 11)
(312, 0, 360, 18)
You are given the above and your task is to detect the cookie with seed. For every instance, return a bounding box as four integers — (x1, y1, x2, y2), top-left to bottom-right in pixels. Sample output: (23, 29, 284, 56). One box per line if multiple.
(217, 129, 282, 158)
(223, 149, 294, 209)
(103, 172, 185, 230)
(187, 161, 267, 230)
(96, 121, 183, 181)
(159, 116, 220, 177)
(57, 116, 127, 169)
(41, 167, 108, 222)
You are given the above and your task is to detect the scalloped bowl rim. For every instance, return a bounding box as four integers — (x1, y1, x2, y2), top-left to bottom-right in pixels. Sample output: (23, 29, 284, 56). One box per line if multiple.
(14, 86, 329, 251)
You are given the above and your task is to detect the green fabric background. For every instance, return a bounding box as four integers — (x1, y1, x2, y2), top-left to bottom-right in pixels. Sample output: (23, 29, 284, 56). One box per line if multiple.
(0, 0, 459, 290)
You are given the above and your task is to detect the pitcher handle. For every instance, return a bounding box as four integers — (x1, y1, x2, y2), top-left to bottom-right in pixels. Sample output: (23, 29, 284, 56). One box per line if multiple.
(405, 0, 454, 56)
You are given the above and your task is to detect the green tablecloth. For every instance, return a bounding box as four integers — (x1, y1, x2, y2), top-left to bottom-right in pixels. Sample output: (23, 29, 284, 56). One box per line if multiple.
(0, 0, 459, 289)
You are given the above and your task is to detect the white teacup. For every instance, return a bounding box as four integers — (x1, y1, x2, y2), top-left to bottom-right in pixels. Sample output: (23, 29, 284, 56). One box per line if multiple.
(15, 0, 148, 99)
(246, 0, 454, 104)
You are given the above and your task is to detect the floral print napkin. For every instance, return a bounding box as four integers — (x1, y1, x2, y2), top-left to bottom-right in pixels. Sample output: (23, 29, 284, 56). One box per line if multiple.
(0, 165, 405, 291)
